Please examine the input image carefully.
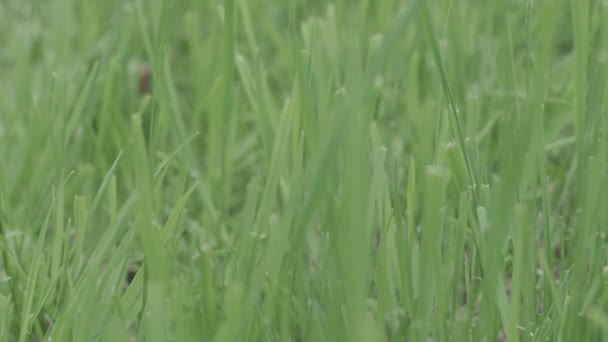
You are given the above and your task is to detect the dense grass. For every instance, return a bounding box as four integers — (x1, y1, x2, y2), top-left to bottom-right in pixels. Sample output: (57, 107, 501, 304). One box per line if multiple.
(1, 0, 608, 340)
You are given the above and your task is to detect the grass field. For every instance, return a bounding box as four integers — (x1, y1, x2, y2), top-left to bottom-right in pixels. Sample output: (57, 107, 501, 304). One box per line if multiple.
(1, 0, 608, 340)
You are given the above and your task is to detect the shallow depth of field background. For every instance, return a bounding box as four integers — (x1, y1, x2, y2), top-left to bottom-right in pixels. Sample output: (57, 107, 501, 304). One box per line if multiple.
(1, 0, 608, 341)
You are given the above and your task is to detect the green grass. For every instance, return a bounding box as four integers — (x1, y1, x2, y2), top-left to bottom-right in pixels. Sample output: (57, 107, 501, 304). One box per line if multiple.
(1, 0, 608, 340)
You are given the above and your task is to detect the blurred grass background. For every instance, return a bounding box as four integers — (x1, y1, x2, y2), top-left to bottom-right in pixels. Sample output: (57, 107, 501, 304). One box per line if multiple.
(1, 0, 608, 340)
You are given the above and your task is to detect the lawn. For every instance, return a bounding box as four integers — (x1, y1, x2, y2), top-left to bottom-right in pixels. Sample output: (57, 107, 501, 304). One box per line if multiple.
(1, 0, 608, 340)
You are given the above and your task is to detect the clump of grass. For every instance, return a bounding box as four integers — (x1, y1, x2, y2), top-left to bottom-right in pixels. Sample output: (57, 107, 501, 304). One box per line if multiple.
(1, 0, 608, 340)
